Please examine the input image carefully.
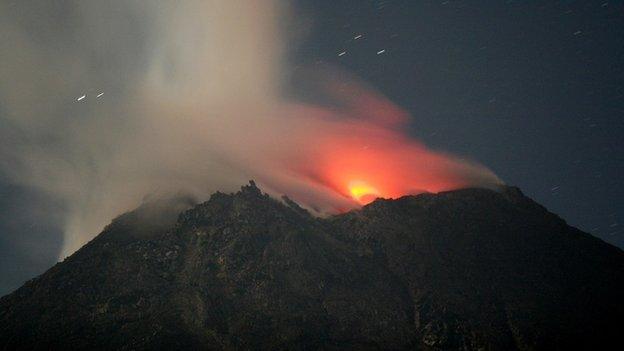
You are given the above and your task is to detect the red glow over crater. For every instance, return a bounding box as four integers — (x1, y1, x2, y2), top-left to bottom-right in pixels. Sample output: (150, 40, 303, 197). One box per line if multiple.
(348, 180, 380, 204)
(255, 77, 501, 214)
(311, 124, 482, 205)
(276, 83, 501, 211)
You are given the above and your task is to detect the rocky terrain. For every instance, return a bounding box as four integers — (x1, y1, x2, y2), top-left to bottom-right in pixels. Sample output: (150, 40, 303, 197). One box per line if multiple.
(1, 182, 623, 350)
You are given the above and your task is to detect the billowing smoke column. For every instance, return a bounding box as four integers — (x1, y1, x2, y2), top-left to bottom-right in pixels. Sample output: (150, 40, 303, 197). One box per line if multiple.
(0, 1, 501, 258)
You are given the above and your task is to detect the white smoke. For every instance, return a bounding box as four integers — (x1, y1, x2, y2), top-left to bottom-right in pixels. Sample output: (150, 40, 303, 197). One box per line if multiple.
(0, 1, 288, 257)
(0, 1, 500, 259)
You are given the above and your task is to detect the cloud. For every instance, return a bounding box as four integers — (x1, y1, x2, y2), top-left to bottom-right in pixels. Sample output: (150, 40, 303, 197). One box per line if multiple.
(0, 1, 500, 259)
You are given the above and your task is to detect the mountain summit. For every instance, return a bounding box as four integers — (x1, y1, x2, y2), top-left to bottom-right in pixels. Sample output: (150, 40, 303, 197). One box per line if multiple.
(1, 182, 623, 350)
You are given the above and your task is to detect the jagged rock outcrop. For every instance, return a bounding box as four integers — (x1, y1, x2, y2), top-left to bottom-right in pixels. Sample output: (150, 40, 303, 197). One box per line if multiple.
(1, 182, 623, 350)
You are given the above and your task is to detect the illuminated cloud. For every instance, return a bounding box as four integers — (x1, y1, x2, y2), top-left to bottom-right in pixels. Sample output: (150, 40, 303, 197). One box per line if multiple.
(0, 0, 501, 258)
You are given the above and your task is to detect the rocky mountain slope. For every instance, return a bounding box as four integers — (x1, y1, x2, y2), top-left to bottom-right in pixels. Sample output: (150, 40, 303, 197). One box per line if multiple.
(1, 182, 623, 350)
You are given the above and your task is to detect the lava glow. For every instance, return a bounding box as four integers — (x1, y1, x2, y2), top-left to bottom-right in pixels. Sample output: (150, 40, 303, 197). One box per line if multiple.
(266, 81, 503, 212)
(348, 180, 380, 204)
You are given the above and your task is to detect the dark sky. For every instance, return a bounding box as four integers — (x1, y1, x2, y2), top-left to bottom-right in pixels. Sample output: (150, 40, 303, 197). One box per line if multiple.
(1, 0, 623, 296)
(291, 0, 624, 245)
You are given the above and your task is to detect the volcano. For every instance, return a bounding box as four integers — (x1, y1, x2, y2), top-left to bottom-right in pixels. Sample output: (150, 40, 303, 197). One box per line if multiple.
(1, 182, 622, 350)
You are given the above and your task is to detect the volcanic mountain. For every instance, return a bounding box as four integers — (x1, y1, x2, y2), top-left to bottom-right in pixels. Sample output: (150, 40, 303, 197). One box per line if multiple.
(1, 182, 623, 350)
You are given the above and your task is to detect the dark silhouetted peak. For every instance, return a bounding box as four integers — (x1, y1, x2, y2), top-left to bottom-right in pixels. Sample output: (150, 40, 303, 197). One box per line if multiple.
(240, 179, 262, 197)
(1, 184, 623, 350)
(501, 184, 524, 197)
(177, 181, 310, 231)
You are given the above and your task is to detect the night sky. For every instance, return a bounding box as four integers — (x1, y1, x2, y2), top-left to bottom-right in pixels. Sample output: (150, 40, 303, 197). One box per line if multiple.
(1, 0, 623, 295)
(291, 0, 624, 245)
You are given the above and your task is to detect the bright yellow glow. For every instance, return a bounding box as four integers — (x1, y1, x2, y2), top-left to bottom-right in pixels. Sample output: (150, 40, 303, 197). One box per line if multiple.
(348, 180, 380, 203)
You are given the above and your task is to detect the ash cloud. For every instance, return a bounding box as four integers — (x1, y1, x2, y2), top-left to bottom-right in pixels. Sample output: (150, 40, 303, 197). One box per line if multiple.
(0, 1, 500, 259)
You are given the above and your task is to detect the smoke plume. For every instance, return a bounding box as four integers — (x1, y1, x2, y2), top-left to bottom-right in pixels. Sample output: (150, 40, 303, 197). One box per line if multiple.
(0, 1, 501, 258)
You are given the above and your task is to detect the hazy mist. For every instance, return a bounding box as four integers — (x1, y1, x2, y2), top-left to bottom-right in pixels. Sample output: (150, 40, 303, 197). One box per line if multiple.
(0, 1, 500, 258)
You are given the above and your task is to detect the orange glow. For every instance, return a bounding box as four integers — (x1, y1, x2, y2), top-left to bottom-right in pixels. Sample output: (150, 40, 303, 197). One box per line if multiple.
(268, 86, 502, 213)
(254, 75, 502, 214)
(348, 180, 380, 204)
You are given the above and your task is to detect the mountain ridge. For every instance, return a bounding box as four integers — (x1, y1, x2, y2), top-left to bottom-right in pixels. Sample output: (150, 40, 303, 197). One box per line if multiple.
(1, 182, 623, 350)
